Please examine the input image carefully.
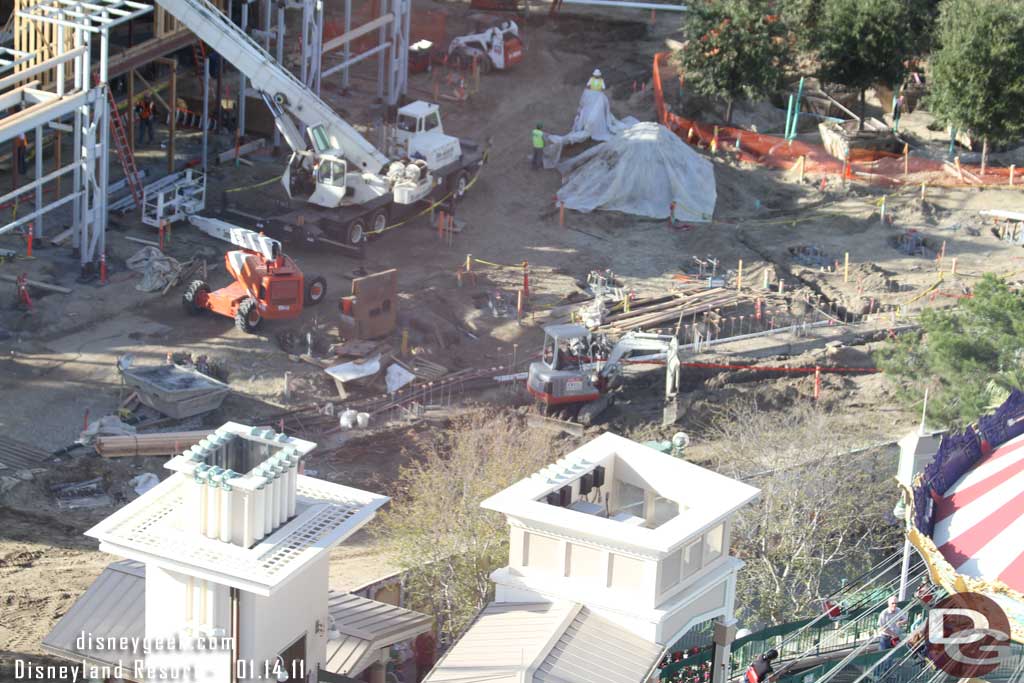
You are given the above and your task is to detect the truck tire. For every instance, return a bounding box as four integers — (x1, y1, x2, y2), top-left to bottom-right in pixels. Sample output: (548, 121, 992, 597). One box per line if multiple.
(182, 280, 210, 315)
(347, 218, 366, 244)
(370, 209, 388, 235)
(451, 170, 471, 200)
(235, 297, 263, 333)
(304, 274, 327, 306)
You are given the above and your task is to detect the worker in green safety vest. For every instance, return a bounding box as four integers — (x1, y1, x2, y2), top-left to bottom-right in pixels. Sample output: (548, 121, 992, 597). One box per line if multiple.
(587, 68, 606, 91)
(532, 123, 545, 170)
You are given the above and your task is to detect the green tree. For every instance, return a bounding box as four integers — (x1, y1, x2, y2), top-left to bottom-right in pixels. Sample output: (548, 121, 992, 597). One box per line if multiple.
(816, 0, 917, 128)
(928, 0, 1024, 170)
(674, 0, 790, 124)
(780, 0, 824, 50)
(696, 401, 900, 627)
(876, 275, 1024, 428)
(373, 410, 576, 644)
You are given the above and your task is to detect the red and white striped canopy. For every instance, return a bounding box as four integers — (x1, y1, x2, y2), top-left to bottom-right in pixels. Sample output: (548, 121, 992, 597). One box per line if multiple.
(931, 432, 1024, 593)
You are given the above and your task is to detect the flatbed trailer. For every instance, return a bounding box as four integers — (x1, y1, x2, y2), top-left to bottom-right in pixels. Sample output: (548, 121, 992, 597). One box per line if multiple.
(223, 141, 485, 257)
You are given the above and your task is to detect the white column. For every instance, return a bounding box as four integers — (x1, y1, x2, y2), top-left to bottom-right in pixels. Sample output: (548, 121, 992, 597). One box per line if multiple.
(711, 617, 737, 683)
(197, 480, 209, 537)
(287, 463, 297, 517)
(271, 469, 283, 528)
(263, 474, 274, 533)
(253, 486, 266, 541)
(219, 486, 232, 543)
(206, 478, 221, 540)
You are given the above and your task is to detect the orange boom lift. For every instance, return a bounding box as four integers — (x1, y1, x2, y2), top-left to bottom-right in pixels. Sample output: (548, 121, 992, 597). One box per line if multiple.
(182, 216, 326, 333)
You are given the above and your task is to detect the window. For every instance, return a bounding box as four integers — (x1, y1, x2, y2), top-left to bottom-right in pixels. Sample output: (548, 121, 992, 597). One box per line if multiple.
(309, 125, 331, 153)
(397, 115, 417, 132)
(523, 533, 562, 573)
(703, 523, 725, 563)
(542, 336, 556, 368)
(652, 496, 679, 526)
(615, 481, 645, 518)
(659, 549, 682, 593)
(423, 112, 441, 131)
(317, 160, 346, 187)
(683, 537, 703, 577)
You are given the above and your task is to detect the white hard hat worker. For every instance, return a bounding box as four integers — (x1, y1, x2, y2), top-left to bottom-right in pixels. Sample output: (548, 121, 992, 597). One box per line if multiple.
(593, 68, 602, 77)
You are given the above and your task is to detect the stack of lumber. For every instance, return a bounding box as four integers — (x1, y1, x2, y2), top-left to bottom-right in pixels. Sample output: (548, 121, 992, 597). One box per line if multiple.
(592, 287, 737, 333)
(95, 430, 211, 458)
(390, 355, 448, 381)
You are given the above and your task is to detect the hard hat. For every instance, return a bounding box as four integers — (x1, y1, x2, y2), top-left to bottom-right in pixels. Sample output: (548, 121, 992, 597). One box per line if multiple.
(593, 68, 601, 77)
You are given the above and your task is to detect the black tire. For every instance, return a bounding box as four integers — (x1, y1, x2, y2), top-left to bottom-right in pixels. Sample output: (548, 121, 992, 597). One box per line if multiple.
(370, 209, 388, 235)
(305, 274, 327, 306)
(234, 297, 262, 333)
(182, 280, 210, 315)
(347, 218, 367, 245)
(451, 170, 471, 200)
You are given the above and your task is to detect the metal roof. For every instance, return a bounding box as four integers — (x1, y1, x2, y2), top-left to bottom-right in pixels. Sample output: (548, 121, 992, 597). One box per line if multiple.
(41, 560, 146, 675)
(535, 607, 663, 683)
(0, 435, 49, 471)
(323, 591, 433, 677)
(423, 602, 576, 683)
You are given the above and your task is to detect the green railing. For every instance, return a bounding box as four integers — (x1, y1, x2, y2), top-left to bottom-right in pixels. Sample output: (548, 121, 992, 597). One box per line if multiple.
(658, 600, 928, 682)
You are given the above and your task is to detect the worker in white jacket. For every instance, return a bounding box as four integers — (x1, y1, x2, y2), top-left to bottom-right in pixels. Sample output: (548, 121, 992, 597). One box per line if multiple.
(587, 69, 606, 91)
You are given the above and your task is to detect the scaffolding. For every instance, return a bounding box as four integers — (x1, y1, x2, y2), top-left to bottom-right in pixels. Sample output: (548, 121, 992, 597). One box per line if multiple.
(1, 0, 152, 272)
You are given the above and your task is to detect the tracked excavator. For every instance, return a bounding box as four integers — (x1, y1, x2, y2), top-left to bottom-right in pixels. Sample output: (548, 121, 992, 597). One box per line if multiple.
(527, 324, 682, 425)
(155, 0, 485, 247)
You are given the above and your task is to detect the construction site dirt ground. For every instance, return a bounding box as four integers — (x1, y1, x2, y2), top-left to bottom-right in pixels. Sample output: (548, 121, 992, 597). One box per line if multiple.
(3, 1, 1024, 673)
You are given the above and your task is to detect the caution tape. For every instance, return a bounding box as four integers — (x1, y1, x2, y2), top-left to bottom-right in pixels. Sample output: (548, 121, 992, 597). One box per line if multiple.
(472, 257, 527, 269)
(224, 174, 283, 193)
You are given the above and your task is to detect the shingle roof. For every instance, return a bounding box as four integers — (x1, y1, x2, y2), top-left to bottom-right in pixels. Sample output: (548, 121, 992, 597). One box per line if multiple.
(423, 602, 576, 683)
(41, 560, 146, 674)
(323, 591, 433, 677)
(534, 607, 663, 683)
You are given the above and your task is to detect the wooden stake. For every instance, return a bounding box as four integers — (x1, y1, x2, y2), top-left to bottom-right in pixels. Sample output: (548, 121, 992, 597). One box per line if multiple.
(955, 155, 964, 181)
(1011, 165, 1016, 187)
(797, 155, 805, 183)
(465, 253, 472, 271)
(844, 252, 849, 283)
(736, 259, 743, 291)
(559, 201, 565, 227)
(903, 143, 909, 176)
(921, 182, 927, 202)
(950, 257, 957, 275)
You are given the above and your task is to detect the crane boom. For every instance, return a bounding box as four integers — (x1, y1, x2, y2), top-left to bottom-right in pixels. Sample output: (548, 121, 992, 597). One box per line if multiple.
(155, 0, 389, 173)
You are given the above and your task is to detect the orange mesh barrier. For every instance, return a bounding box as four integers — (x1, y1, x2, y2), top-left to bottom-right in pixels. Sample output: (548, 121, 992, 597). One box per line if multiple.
(652, 53, 1020, 189)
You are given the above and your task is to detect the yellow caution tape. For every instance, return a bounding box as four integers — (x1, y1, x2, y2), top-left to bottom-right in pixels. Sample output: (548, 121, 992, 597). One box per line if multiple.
(224, 174, 283, 193)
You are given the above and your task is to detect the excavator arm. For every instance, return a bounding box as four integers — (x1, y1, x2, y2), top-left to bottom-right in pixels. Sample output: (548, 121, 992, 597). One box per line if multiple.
(155, 0, 390, 174)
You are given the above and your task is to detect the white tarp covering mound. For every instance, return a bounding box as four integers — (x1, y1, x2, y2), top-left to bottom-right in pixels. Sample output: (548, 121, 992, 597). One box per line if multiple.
(555, 122, 717, 221)
(544, 89, 639, 167)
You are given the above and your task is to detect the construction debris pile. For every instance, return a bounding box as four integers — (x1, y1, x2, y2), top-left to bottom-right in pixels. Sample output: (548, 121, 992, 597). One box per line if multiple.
(556, 122, 717, 221)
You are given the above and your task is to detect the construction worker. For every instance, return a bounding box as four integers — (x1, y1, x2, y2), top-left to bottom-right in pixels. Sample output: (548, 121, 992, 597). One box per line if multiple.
(587, 68, 606, 92)
(14, 133, 28, 176)
(531, 122, 545, 170)
(135, 94, 155, 146)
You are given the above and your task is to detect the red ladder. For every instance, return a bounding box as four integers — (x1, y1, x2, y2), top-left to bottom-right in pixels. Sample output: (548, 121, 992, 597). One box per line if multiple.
(106, 87, 143, 209)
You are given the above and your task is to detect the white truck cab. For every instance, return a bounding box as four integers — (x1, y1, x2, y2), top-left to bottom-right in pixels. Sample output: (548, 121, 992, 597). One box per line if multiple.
(391, 101, 462, 170)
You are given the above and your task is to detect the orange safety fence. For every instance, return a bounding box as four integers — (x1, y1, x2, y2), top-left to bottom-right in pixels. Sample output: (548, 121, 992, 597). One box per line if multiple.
(651, 53, 1021, 189)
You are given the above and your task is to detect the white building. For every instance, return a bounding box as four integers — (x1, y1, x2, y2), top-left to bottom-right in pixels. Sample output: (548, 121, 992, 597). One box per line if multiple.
(423, 432, 761, 683)
(43, 422, 432, 683)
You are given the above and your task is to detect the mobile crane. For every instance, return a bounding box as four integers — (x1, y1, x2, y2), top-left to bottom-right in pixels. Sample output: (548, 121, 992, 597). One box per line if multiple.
(155, 0, 485, 247)
(527, 324, 682, 425)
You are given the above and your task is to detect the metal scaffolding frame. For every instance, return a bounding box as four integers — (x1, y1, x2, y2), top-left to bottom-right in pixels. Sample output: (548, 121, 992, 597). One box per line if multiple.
(1, 0, 152, 271)
(321, 0, 409, 106)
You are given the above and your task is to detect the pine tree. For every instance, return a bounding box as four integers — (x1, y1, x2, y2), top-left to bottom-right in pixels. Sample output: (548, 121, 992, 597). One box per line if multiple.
(875, 275, 1024, 427)
(928, 0, 1024, 169)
